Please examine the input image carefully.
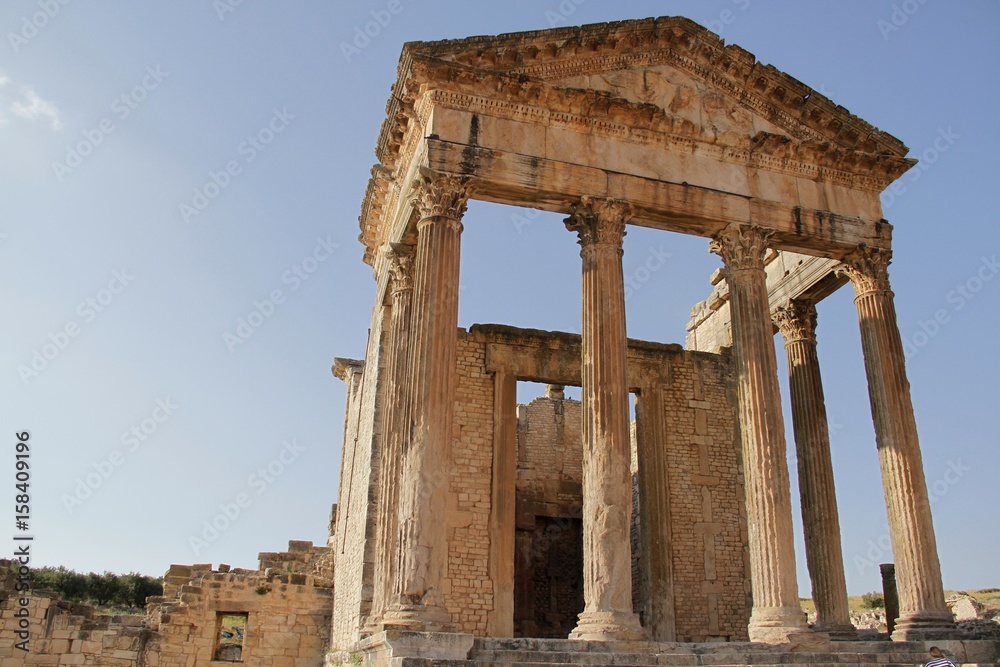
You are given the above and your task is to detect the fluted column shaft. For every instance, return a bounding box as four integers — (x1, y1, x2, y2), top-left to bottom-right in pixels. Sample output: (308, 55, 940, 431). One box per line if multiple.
(774, 301, 853, 637)
(383, 171, 468, 631)
(365, 243, 415, 634)
(839, 246, 954, 641)
(565, 197, 646, 641)
(710, 224, 805, 643)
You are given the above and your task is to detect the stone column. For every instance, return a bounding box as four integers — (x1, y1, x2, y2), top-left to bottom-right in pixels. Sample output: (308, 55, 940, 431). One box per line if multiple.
(838, 246, 955, 640)
(881, 563, 900, 636)
(364, 243, 416, 635)
(773, 300, 854, 638)
(709, 223, 806, 643)
(382, 170, 468, 632)
(564, 196, 646, 641)
(487, 371, 517, 637)
(634, 383, 677, 641)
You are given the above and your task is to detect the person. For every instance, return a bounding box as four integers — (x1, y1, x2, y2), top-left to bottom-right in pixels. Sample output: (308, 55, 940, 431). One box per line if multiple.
(924, 646, 958, 667)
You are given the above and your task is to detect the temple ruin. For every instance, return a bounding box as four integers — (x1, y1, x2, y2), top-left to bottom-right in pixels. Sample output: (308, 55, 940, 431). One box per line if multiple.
(4, 15, 1000, 667)
(331, 14, 968, 661)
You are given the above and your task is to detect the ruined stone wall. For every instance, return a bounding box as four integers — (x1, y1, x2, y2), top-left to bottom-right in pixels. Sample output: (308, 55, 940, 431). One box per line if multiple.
(0, 583, 150, 667)
(330, 303, 388, 649)
(151, 560, 331, 666)
(663, 352, 749, 641)
(444, 330, 496, 634)
(0, 543, 334, 666)
(515, 393, 582, 519)
(258, 539, 335, 586)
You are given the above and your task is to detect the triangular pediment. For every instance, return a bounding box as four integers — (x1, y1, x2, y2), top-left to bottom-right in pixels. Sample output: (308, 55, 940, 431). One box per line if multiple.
(360, 17, 911, 266)
(396, 17, 908, 159)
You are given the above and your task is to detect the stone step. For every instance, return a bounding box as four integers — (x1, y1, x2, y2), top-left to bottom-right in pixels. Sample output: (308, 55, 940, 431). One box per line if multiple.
(466, 653, 929, 666)
(402, 661, 925, 667)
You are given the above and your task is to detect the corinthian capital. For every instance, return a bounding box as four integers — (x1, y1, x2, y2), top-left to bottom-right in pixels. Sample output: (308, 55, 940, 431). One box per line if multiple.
(773, 300, 818, 345)
(386, 242, 415, 295)
(709, 223, 773, 272)
(564, 196, 632, 251)
(837, 245, 892, 296)
(410, 169, 469, 224)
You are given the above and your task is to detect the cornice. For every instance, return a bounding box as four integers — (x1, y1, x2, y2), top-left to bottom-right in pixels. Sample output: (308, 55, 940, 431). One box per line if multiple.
(403, 17, 909, 157)
(360, 17, 915, 267)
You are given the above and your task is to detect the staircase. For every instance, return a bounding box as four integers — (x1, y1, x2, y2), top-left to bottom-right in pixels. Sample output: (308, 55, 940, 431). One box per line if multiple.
(391, 637, 999, 667)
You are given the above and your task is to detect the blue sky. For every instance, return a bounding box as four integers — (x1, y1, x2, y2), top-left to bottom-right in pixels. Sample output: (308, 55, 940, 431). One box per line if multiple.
(1, 1, 996, 600)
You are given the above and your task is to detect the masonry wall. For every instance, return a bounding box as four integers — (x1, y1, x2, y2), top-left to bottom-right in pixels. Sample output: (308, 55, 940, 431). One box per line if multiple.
(662, 352, 749, 641)
(515, 394, 583, 520)
(330, 301, 388, 649)
(0, 542, 334, 667)
(443, 330, 497, 634)
(331, 324, 747, 642)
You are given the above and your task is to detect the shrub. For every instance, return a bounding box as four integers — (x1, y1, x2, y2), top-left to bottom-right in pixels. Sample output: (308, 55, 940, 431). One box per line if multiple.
(861, 591, 885, 609)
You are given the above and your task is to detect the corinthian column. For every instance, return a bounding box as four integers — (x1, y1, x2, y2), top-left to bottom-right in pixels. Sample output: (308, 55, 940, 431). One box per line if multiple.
(565, 196, 646, 641)
(710, 224, 806, 643)
(382, 170, 468, 631)
(364, 242, 415, 635)
(773, 301, 854, 638)
(838, 246, 955, 641)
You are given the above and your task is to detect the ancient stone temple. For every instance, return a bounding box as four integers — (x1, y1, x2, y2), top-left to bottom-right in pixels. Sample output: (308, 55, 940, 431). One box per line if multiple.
(4, 15, 1000, 667)
(328, 15, 967, 663)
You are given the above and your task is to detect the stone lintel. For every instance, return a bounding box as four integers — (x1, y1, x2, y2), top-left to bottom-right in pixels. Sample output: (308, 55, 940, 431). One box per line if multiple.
(425, 139, 890, 257)
(475, 324, 689, 388)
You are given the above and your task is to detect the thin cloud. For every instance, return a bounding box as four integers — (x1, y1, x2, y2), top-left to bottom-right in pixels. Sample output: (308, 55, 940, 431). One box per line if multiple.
(0, 70, 61, 130)
(10, 89, 62, 130)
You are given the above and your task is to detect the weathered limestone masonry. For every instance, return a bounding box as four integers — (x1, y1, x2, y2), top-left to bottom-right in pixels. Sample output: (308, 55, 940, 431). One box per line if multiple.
(335, 322, 748, 651)
(330, 12, 986, 663)
(0, 541, 333, 666)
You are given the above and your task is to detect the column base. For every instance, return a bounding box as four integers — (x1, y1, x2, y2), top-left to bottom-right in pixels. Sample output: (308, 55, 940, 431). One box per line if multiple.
(352, 630, 474, 666)
(569, 610, 648, 641)
(381, 594, 453, 633)
(890, 611, 958, 641)
(817, 623, 857, 640)
(748, 606, 808, 643)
